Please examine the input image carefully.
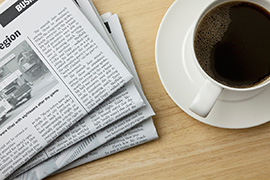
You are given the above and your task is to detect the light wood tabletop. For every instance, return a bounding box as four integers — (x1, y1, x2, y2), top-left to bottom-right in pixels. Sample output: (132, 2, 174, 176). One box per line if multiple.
(2, 0, 270, 179)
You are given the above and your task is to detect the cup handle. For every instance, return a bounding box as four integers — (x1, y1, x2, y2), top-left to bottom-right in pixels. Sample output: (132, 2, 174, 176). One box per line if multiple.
(189, 79, 223, 117)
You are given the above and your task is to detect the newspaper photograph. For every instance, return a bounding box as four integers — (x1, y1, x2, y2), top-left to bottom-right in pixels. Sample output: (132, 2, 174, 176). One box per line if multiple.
(0, 40, 58, 129)
(0, 0, 133, 178)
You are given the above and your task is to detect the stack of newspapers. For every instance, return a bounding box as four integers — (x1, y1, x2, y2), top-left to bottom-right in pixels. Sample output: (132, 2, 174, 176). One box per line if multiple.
(0, 0, 158, 179)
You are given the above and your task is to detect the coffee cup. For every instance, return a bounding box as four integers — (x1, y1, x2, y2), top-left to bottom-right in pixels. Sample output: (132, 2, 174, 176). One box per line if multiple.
(189, 0, 270, 117)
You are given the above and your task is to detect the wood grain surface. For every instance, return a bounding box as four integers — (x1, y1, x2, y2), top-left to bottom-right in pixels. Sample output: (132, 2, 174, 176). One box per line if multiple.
(2, 0, 270, 179)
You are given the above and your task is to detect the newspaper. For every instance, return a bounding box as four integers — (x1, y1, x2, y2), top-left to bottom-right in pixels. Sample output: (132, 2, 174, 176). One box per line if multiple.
(58, 12, 159, 173)
(11, 0, 156, 179)
(4, 2, 147, 180)
(0, 0, 134, 178)
(6, 0, 154, 179)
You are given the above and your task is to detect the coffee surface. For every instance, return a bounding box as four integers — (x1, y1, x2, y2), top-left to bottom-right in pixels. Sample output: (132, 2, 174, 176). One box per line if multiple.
(194, 1, 270, 88)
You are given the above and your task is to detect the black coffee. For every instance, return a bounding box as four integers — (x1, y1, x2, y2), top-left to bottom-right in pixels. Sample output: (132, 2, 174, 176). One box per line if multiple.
(194, 1, 270, 88)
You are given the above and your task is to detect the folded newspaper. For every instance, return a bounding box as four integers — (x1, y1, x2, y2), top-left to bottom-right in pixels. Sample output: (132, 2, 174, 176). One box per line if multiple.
(0, 0, 158, 179)
(0, 0, 133, 178)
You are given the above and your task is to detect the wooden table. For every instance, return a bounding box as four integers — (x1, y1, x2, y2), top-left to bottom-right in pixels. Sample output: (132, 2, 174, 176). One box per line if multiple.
(2, 0, 270, 179)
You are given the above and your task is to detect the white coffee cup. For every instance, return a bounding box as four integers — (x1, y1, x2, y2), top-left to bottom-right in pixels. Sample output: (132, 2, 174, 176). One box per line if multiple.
(189, 0, 270, 117)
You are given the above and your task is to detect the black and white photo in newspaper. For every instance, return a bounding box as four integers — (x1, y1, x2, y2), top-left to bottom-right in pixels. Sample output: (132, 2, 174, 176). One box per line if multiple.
(0, 0, 133, 178)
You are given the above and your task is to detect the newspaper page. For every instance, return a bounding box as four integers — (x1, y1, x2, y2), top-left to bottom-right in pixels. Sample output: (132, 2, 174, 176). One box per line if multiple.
(12, 0, 156, 179)
(58, 12, 159, 173)
(0, 0, 133, 178)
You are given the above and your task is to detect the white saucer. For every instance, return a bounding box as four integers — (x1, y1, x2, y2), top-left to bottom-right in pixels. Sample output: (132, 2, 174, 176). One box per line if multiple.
(155, 0, 270, 129)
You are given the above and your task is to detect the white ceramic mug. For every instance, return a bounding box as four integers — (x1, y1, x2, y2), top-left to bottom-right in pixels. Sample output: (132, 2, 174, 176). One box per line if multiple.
(189, 0, 270, 117)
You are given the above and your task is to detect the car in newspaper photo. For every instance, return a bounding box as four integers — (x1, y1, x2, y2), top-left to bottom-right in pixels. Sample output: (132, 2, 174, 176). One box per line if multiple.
(2, 78, 32, 109)
(17, 51, 48, 79)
